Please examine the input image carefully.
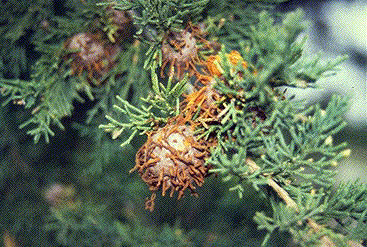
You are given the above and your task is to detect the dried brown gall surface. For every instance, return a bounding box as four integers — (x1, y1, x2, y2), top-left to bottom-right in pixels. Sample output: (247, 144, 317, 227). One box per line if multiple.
(63, 32, 120, 85)
(132, 118, 213, 211)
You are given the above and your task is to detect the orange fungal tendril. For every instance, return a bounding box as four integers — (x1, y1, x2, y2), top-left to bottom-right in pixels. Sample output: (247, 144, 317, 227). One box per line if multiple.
(206, 50, 250, 77)
(132, 80, 222, 211)
(132, 50, 260, 211)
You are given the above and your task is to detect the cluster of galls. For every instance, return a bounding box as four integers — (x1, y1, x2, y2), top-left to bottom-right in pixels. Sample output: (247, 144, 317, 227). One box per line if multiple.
(132, 85, 220, 211)
(132, 45, 258, 211)
(131, 40, 273, 211)
(62, 7, 133, 86)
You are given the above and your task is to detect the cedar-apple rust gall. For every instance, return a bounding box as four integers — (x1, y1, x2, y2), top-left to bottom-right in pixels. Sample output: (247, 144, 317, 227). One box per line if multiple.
(160, 23, 216, 79)
(131, 49, 260, 211)
(131, 71, 222, 211)
(131, 117, 215, 212)
(63, 32, 120, 86)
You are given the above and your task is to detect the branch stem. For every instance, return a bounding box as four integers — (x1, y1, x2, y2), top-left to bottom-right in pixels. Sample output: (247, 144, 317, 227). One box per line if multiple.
(246, 158, 298, 211)
(245, 158, 363, 247)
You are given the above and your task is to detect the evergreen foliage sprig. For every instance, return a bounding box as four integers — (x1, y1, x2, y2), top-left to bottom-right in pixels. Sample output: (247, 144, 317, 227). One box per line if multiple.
(0, 0, 54, 77)
(206, 0, 288, 50)
(109, 0, 209, 39)
(44, 191, 191, 246)
(101, 5, 365, 246)
(100, 71, 187, 146)
(1, 0, 149, 142)
(104, 0, 210, 71)
(0, 1, 365, 246)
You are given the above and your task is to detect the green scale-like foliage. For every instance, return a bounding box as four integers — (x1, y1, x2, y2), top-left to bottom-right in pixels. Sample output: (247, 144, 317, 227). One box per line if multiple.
(102, 4, 365, 247)
(0, 0, 365, 247)
(0, 0, 150, 143)
(0, 0, 55, 78)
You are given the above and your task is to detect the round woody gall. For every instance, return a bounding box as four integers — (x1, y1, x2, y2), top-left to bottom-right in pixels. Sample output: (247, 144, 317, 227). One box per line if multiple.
(63, 32, 120, 85)
(132, 118, 213, 212)
(160, 24, 213, 79)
